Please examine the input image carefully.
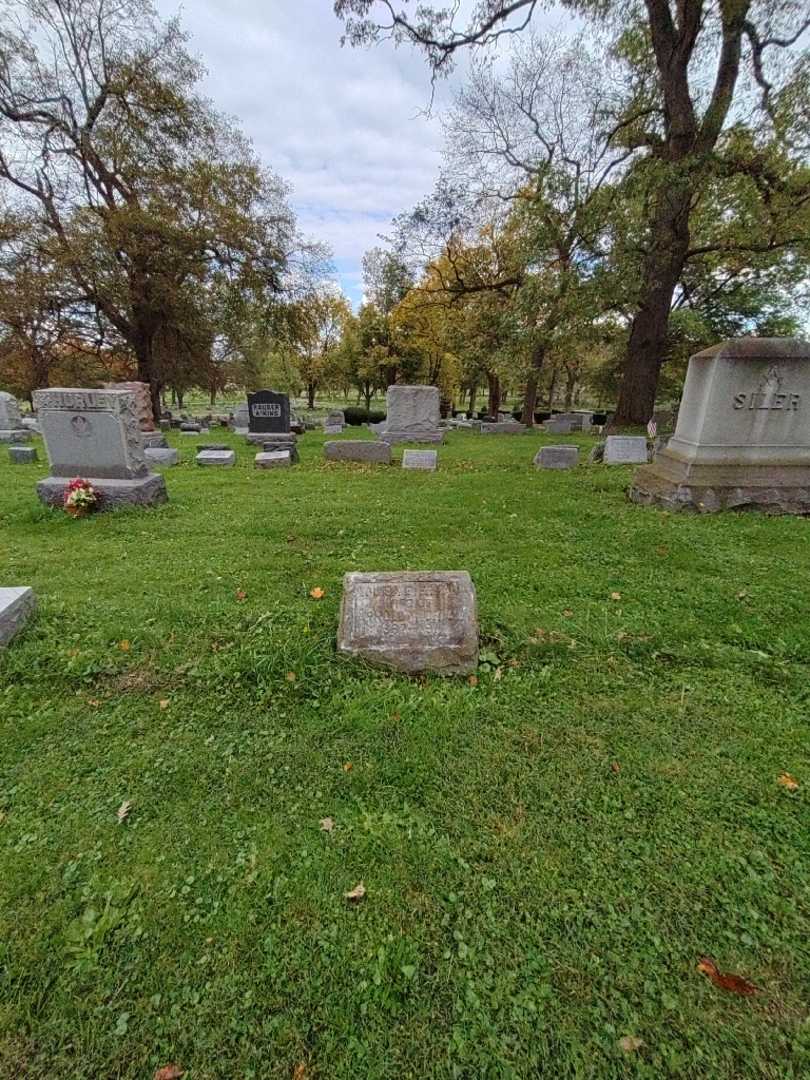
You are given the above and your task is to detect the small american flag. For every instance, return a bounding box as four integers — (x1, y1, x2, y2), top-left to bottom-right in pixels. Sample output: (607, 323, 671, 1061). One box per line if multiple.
(647, 419, 658, 439)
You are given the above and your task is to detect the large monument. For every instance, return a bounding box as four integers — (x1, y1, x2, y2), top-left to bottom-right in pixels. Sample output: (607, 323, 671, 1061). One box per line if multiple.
(377, 385, 444, 444)
(630, 338, 810, 514)
(33, 388, 167, 510)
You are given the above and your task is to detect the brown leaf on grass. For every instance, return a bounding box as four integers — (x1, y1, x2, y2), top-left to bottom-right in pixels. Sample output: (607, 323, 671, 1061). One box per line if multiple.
(286, 671, 296, 683)
(342, 762, 353, 773)
(656, 546, 669, 558)
(562, 609, 574, 618)
(319, 817, 335, 833)
(117, 800, 133, 824)
(87, 698, 101, 708)
(235, 589, 247, 602)
(159, 699, 170, 711)
(610, 591, 622, 602)
(467, 674, 479, 687)
(618, 1035, 644, 1053)
(292, 1065, 309, 1080)
(697, 957, 759, 995)
(118, 640, 131, 652)
(493, 666, 504, 681)
(344, 882, 366, 902)
(154, 1067, 184, 1080)
(309, 587, 325, 600)
(777, 772, 799, 791)
(610, 761, 621, 774)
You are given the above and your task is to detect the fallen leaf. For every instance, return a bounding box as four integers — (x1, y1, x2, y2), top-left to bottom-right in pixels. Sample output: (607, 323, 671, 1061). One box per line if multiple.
(67, 647, 80, 658)
(319, 817, 335, 832)
(493, 666, 504, 681)
(618, 1036, 644, 1053)
(390, 711, 401, 722)
(342, 762, 353, 772)
(737, 590, 748, 600)
(344, 882, 366, 902)
(562, 609, 574, 618)
(87, 699, 101, 708)
(292, 1065, 309, 1080)
(610, 761, 621, 774)
(467, 674, 479, 687)
(610, 592, 622, 602)
(118, 640, 131, 652)
(309, 587, 325, 600)
(697, 957, 759, 995)
(235, 589, 247, 602)
(286, 671, 296, 683)
(117, 800, 133, 824)
(656, 546, 669, 557)
(154, 1067, 184, 1080)
(777, 772, 799, 791)
(159, 699, 170, 711)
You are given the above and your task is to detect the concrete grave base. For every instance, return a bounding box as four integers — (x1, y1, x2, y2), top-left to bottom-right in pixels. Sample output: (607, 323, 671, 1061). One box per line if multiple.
(324, 440, 392, 464)
(144, 447, 179, 467)
(630, 452, 810, 514)
(377, 430, 444, 444)
(535, 445, 579, 470)
(261, 437, 299, 463)
(9, 445, 38, 464)
(0, 586, 36, 647)
(246, 431, 296, 446)
(37, 473, 167, 510)
(255, 451, 291, 469)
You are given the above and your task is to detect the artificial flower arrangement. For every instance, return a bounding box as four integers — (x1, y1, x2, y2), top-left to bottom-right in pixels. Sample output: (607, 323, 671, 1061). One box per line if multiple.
(63, 478, 99, 518)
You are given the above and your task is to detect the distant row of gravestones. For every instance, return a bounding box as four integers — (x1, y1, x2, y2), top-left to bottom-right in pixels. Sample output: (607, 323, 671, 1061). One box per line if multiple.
(3, 337, 810, 668)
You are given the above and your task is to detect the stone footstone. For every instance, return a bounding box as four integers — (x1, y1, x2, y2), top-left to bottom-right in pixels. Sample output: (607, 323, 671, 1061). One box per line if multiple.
(261, 436, 299, 463)
(402, 449, 438, 471)
(196, 450, 235, 467)
(36, 474, 167, 509)
(604, 436, 649, 465)
(630, 338, 810, 515)
(255, 450, 291, 469)
(324, 440, 391, 464)
(141, 432, 168, 450)
(144, 447, 179, 467)
(535, 445, 579, 470)
(0, 586, 36, 647)
(543, 419, 578, 435)
(481, 421, 526, 435)
(338, 571, 479, 675)
(9, 445, 38, 464)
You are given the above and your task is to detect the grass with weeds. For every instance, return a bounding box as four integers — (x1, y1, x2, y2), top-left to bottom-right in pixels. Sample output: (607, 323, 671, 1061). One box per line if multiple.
(1, 427, 808, 1079)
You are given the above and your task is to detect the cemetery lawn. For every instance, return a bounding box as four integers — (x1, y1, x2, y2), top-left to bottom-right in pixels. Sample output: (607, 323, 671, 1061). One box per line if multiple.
(2, 428, 809, 1080)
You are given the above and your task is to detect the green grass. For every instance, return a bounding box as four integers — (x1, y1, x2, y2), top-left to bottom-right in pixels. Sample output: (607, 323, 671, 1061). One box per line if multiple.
(1, 428, 808, 1079)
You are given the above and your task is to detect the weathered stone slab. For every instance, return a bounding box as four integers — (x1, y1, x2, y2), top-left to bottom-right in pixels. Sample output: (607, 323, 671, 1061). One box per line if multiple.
(103, 381, 155, 431)
(323, 424, 343, 435)
(543, 418, 578, 435)
(0, 587, 36, 647)
(0, 392, 30, 442)
(257, 435, 298, 462)
(141, 432, 168, 449)
(144, 447, 179, 467)
(324, 440, 391, 464)
(534, 445, 579, 470)
(378, 385, 443, 443)
(631, 337, 810, 513)
(196, 449, 235, 467)
(481, 421, 525, 435)
(9, 445, 38, 464)
(255, 450, 291, 469)
(36, 474, 167, 509)
(604, 436, 649, 465)
(338, 571, 478, 675)
(180, 423, 202, 434)
(402, 449, 438, 471)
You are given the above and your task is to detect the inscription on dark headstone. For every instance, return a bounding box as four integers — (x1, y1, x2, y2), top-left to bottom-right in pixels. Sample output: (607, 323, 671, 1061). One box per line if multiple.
(247, 390, 290, 435)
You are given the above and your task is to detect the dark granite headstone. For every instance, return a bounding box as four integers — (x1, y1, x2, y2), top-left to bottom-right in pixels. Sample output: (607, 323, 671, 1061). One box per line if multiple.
(248, 390, 290, 435)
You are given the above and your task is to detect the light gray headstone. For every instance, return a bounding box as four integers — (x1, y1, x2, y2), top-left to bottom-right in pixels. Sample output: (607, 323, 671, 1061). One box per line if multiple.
(196, 449, 235, 467)
(0, 586, 36, 647)
(604, 436, 649, 465)
(32, 388, 148, 479)
(255, 450, 291, 469)
(144, 447, 179, 467)
(324, 440, 391, 464)
(481, 421, 525, 435)
(402, 449, 438, 471)
(338, 571, 478, 675)
(379, 385, 443, 443)
(543, 418, 577, 435)
(9, 445, 38, 464)
(534, 445, 579, 470)
(0, 392, 30, 442)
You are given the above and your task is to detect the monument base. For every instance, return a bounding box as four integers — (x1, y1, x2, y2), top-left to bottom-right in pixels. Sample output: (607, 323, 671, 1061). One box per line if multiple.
(629, 451, 810, 515)
(246, 431, 296, 446)
(37, 473, 168, 511)
(377, 429, 444, 445)
(0, 429, 31, 443)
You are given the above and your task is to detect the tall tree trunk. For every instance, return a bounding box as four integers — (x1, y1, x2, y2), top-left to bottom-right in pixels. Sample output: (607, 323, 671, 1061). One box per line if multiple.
(486, 371, 501, 418)
(563, 368, 577, 409)
(546, 365, 558, 409)
(467, 383, 477, 416)
(521, 343, 545, 425)
(307, 381, 316, 410)
(613, 181, 693, 426)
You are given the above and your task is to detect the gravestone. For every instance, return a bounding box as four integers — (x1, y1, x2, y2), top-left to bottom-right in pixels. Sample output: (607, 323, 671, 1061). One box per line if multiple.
(9, 445, 38, 464)
(324, 440, 391, 464)
(180, 422, 202, 434)
(21, 416, 40, 434)
(604, 436, 649, 465)
(103, 380, 155, 432)
(32, 388, 167, 509)
(0, 587, 36, 647)
(231, 403, 250, 433)
(144, 447, 179, 467)
(255, 450, 292, 469)
(481, 421, 525, 435)
(631, 338, 810, 513)
(338, 571, 478, 675)
(402, 449, 438, 471)
(543, 417, 577, 435)
(378, 385, 443, 444)
(246, 390, 290, 441)
(196, 449, 235, 467)
(0, 392, 29, 443)
(262, 437, 299, 463)
(534, 445, 579, 470)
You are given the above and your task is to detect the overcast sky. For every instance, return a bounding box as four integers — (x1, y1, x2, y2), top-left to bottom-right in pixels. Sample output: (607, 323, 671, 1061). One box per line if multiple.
(155, 0, 470, 307)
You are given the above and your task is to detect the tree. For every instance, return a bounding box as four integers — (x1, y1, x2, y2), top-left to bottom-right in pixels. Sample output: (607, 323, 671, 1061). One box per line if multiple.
(0, 0, 302, 416)
(295, 288, 352, 409)
(335, 0, 810, 423)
